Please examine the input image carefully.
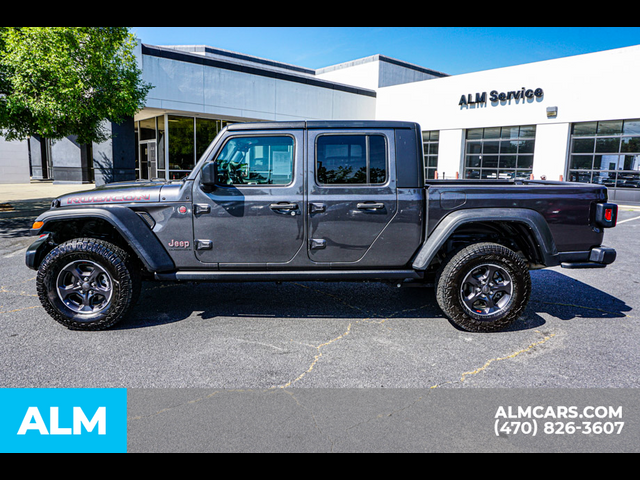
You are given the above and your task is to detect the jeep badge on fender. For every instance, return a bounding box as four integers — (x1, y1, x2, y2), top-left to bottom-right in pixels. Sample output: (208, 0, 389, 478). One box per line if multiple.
(168, 240, 191, 250)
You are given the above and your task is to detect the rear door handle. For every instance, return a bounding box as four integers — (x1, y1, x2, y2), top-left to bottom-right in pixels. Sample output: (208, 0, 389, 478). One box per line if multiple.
(357, 202, 385, 211)
(310, 203, 326, 214)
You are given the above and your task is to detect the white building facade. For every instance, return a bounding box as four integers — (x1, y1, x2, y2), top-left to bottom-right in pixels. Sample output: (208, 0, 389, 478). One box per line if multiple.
(373, 45, 640, 202)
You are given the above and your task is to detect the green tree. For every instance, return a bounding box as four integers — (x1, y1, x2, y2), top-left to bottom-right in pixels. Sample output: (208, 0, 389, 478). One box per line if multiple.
(0, 27, 151, 144)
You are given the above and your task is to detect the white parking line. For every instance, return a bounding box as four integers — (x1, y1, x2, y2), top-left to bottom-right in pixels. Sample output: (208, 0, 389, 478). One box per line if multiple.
(617, 215, 640, 225)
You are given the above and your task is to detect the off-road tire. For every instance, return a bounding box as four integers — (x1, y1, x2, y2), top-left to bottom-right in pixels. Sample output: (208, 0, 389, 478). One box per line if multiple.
(37, 238, 141, 331)
(436, 243, 531, 333)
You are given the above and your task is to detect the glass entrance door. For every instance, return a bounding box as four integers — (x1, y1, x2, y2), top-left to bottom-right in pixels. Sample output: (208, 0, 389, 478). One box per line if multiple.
(139, 141, 157, 181)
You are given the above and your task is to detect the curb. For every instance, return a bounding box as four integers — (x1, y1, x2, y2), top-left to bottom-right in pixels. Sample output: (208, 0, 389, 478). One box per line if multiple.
(617, 204, 640, 211)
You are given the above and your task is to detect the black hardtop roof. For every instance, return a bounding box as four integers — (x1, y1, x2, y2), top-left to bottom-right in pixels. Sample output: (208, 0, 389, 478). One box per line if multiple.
(226, 120, 420, 131)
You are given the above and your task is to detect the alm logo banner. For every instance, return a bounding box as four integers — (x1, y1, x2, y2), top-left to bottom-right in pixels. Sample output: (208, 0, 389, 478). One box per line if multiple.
(0, 389, 127, 453)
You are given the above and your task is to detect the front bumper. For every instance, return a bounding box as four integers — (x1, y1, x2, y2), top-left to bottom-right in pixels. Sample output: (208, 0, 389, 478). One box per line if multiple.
(561, 246, 617, 270)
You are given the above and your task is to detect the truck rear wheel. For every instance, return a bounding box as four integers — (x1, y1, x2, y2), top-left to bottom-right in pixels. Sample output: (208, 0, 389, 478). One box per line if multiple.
(37, 238, 141, 331)
(436, 243, 531, 333)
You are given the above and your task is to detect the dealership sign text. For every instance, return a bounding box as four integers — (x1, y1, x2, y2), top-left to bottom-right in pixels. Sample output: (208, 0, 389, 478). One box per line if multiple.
(460, 88, 544, 107)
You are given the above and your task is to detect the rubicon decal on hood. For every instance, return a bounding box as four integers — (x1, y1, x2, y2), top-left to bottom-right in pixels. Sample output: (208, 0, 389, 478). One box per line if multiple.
(65, 193, 153, 205)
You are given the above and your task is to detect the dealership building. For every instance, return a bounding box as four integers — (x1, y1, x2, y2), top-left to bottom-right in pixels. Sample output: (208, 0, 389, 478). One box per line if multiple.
(3, 41, 640, 202)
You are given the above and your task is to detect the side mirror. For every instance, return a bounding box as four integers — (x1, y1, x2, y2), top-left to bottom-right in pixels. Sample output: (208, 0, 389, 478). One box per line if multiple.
(201, 162, 217, 187)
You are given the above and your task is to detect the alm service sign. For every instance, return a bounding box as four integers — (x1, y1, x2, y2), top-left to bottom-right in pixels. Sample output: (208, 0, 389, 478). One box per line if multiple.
(460, 88, 544, 107)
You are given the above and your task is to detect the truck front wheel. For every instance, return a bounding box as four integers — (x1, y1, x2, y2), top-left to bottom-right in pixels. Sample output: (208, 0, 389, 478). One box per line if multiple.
(436, 243, 531, 333)
(36, 238, 141, 331)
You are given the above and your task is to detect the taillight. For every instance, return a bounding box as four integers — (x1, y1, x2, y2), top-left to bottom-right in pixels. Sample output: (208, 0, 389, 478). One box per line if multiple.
(595, 203, 618, 228)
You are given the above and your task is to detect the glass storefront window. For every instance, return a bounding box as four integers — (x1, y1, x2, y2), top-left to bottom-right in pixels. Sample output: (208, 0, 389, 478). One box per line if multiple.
(464, 126, 536, 180)
(573, 138, 595, 154)
(134, 122, 139, 179)
(596, 138, 621, 154)
(135, 115, 232, 181)
(598, 121, 623, 136)
(168, 116, 195, 179)
(136, 115, 234, 181)
(570, 156, 594, 171)
(624, 120, 640, 135)
(568, 119, 640, 189)
(138, 117, 158, 180)
(422, 131, 439, 180)
(196, 118, 221, 161)
(573, 122, 598, 137)
(139, 118, 157, 142)
(157, 117, 165, 178)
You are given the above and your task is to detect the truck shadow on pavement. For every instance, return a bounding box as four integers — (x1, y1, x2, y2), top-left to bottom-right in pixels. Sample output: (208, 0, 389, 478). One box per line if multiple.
(118, 270, 633, 333)
(527, 269, 633, 322)
(124, 281, 446, 330)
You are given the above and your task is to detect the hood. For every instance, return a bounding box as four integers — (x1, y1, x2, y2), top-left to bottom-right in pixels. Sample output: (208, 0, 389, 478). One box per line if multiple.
(56, 180, 169, 208)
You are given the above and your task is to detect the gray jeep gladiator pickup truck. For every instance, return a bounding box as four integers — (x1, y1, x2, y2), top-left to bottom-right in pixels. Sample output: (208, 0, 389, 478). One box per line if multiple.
(26, 121, 619, 333)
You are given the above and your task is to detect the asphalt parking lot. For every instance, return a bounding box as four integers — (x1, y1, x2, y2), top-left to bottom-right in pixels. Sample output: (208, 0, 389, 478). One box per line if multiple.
(1, 202, 639, 392)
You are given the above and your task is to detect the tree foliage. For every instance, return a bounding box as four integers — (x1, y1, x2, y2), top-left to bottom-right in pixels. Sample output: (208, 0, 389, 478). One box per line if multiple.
(0, 27, 152, 143)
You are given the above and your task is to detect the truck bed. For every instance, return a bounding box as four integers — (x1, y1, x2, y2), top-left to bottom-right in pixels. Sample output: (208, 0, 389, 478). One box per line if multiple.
(423, 179, 608, 253)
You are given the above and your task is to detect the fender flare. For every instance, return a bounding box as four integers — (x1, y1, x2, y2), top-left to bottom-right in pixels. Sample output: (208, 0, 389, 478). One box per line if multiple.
(30, 206, 175, 273)
(412, 208, 559, 271)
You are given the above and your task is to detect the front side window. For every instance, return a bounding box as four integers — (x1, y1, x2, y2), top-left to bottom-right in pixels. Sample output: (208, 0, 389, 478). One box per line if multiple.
(317, 135, 388, 185)
(214, 136, 294, 186)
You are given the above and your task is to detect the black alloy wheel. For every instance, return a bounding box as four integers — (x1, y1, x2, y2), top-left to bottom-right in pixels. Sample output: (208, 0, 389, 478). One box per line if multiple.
(436, 243, 531, 333)
(37, 238, 141, 331)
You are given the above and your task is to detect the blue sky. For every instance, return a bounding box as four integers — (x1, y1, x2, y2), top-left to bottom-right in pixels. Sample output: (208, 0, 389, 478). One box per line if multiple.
(130, 27, 640, 76)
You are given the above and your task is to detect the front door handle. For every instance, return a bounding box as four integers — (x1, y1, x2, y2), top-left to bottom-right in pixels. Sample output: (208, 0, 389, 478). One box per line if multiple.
(270, 203, 298, 210)
(270, 203, 299, 214)
(194, 204, 212, 216)
(357, 202, 385, 211)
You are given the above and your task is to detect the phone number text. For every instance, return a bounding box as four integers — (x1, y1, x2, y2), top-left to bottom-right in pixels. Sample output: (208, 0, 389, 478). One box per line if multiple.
(495, 421, 625, 437)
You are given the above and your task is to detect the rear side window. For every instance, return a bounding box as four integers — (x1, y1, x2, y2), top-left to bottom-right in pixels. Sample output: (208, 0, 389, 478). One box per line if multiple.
(317, 135, 387, 185)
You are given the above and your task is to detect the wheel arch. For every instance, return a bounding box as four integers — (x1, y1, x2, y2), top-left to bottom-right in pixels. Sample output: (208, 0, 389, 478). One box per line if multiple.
(29, 207, 175, 274)
(412, 208, 559, 272)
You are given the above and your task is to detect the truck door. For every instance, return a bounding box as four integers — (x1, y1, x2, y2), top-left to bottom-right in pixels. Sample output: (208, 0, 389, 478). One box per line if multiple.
(192, 129, 305, 267)
(307, 128, 398, 265)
